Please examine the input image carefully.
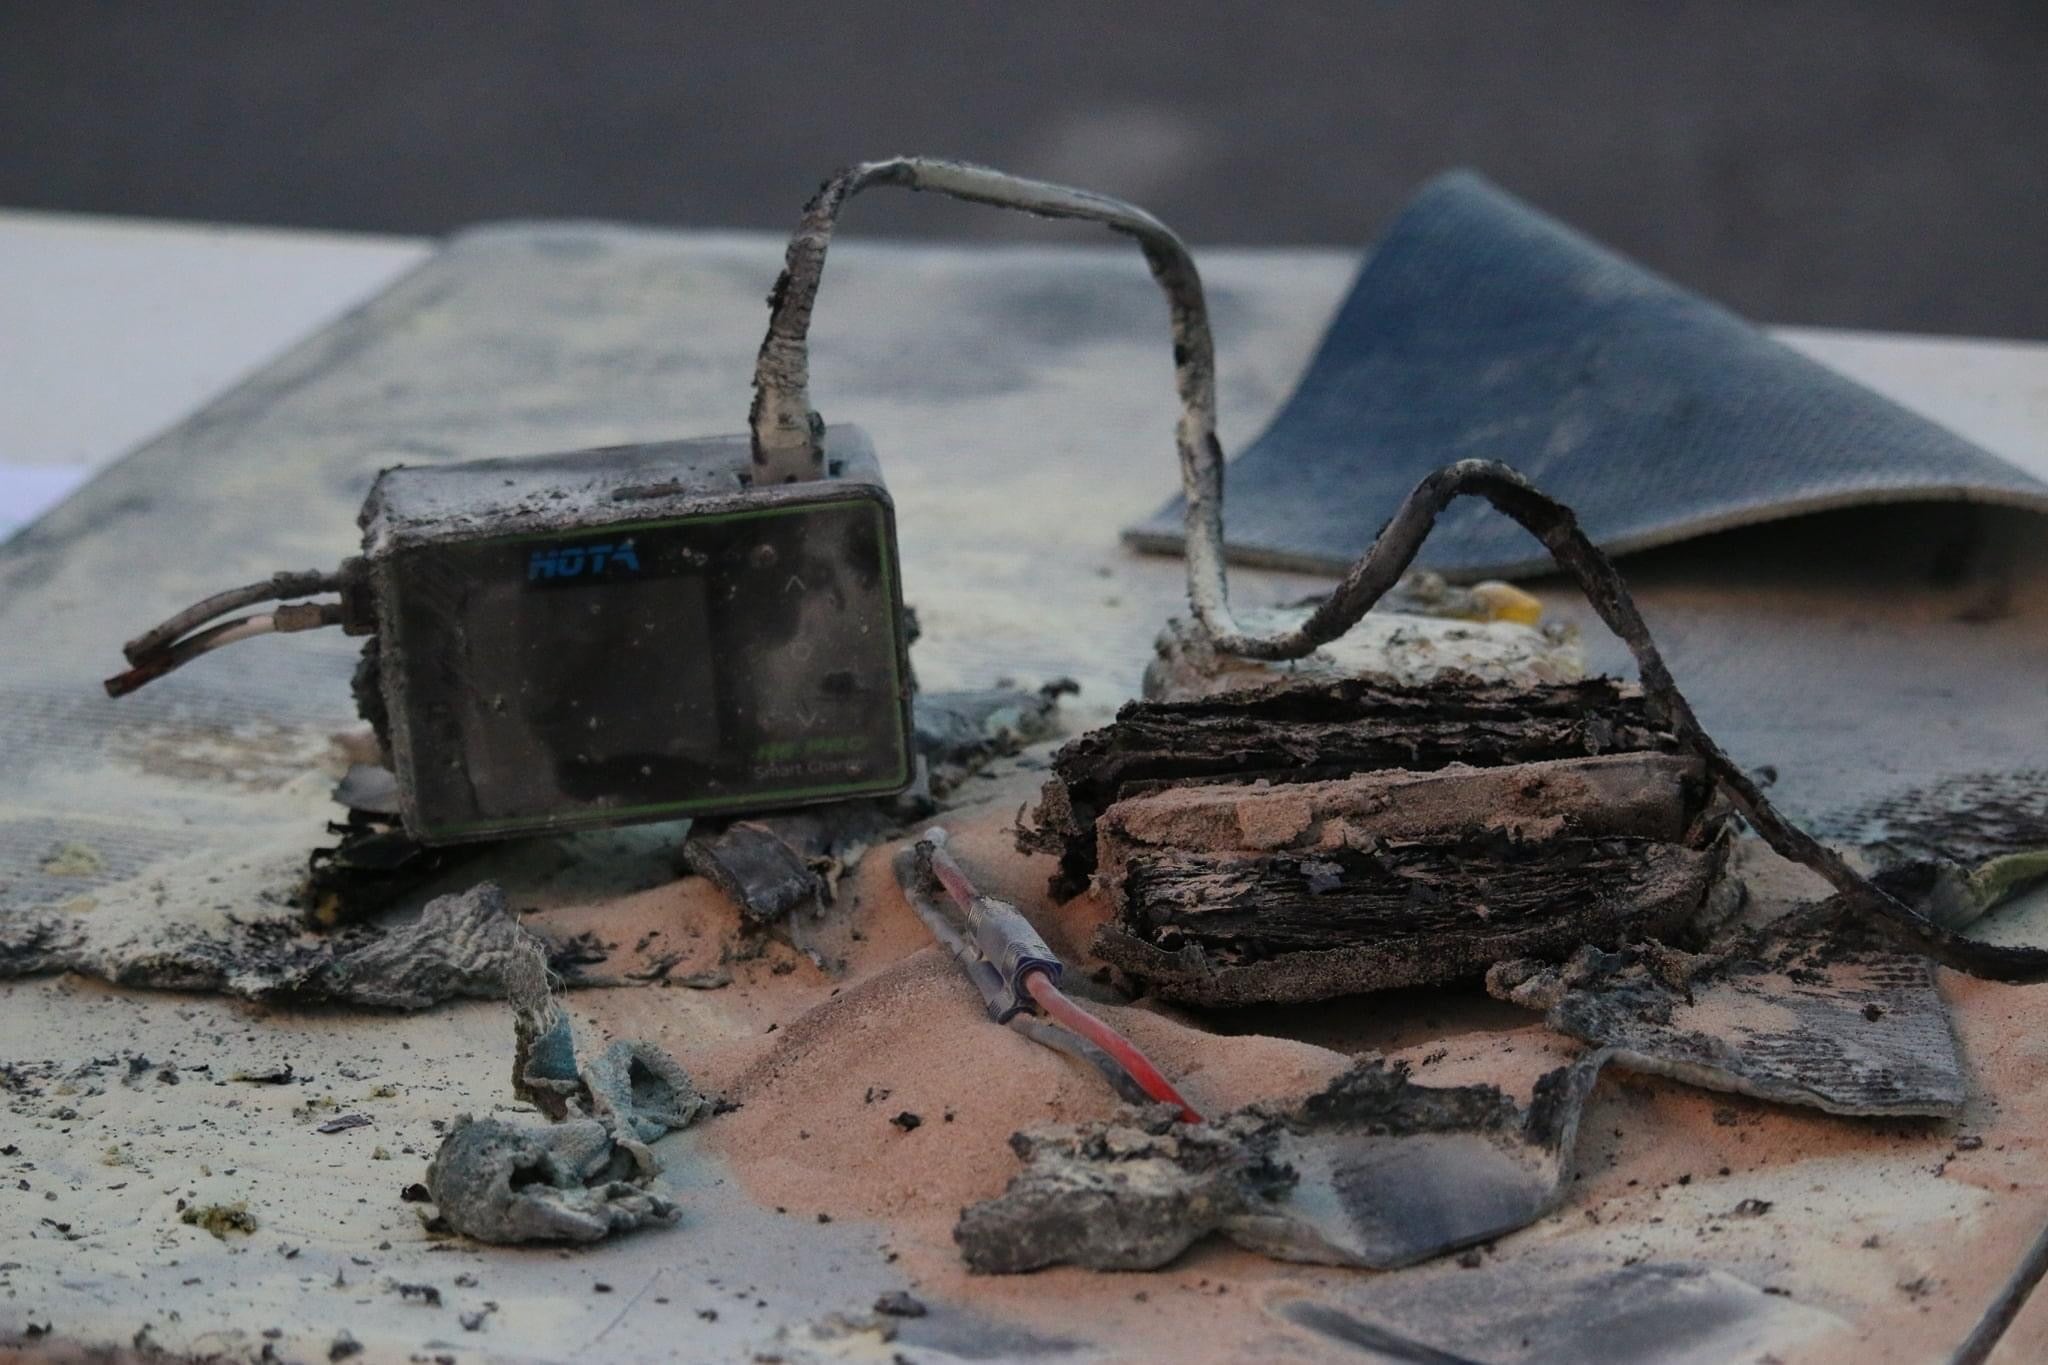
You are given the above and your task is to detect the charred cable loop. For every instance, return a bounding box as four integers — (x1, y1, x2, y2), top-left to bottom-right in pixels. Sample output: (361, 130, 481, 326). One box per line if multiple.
(894, 830, 1202, 1121)
(745, 157, 1468, 659)
(748, 156, 1222, 506)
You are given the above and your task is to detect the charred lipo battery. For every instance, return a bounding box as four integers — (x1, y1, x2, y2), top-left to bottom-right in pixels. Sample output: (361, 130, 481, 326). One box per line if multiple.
(349, 426, 913, 843)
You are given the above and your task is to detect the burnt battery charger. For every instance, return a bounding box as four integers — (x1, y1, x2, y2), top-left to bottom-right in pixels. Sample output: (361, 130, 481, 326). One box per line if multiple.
(105, 157, 1218, 846)
(352, 429, 910, 841)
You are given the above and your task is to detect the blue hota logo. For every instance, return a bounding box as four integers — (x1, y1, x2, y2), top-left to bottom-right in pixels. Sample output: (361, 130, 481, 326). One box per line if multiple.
(528, 540, 642, 581)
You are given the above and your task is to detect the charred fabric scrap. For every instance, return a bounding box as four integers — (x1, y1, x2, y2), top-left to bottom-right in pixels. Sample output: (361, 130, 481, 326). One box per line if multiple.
(426, 941, 707, 1244)
(956, 1050, 1610, 1274)
(427, 1113, 683, 1245)
(0, 877, 551, 1010)
(1488, 900, 1967, 1118)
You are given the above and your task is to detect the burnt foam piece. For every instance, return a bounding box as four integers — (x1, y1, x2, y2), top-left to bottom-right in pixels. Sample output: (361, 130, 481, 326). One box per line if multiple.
(1126, 171, 2048, 580)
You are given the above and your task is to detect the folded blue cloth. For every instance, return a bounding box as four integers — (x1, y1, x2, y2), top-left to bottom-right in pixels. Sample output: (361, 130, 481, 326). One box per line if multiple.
(1127, 171, 2048, 579)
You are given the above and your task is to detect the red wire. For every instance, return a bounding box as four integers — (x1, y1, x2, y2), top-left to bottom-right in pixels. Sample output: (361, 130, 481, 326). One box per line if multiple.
(922, 836, 1203, 1123)
(926, 844, 980, 911)
(1023, 970, 1203, 1124)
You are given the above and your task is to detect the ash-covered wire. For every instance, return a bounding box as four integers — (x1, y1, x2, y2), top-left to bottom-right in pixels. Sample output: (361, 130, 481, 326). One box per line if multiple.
(750, 157, 1221, 502)
(1255, 457, 2048, 982)
(1951, 1211, 2048, 1365)
(122, 568, 344, 664)
(104, 601, 343, 697)
(753, 155, 1503, 662)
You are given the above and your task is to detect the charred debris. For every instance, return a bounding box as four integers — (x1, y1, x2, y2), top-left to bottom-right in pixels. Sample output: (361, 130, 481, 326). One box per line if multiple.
(1023, 676, 1725, 1006)
(29, 156, 2048, 1314)
(423, 937, 708, 1244)
(956, 1051, 1613, 1274)
(955, 457, 2029, 1271)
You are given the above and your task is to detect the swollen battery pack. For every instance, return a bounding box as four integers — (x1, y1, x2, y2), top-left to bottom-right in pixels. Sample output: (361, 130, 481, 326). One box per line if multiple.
(353, 425, 913, 843)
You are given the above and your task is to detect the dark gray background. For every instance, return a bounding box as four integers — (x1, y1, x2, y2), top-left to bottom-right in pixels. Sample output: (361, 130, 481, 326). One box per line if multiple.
(3, 1, 2044, 336)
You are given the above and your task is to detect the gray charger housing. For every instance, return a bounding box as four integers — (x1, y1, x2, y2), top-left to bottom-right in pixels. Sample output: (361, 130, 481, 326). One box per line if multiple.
(352, 425, 913, 843)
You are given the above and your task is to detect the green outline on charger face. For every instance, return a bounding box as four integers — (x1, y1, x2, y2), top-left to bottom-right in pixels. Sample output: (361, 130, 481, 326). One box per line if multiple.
(407, 495, 912, 841)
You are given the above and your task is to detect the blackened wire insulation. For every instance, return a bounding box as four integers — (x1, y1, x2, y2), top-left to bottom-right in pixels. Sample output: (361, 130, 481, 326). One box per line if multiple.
(105, 602, 344, 697)
(747, 158, 1243, 660)
(122, 568, 344, 664)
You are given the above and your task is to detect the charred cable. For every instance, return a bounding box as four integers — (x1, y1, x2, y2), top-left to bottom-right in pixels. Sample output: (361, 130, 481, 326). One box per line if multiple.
(749, 157, 1220, 502)
(746, 157, 1459, 661)
(105, 599, 345, 698)
(121, 568, 345, 664)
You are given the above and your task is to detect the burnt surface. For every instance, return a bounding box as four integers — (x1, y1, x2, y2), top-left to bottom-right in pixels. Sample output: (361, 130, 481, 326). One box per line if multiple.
(1023, 676, 1676, 898)
(1834, 769, 2048, 871)
(1282, 1254, 1838, 1364)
